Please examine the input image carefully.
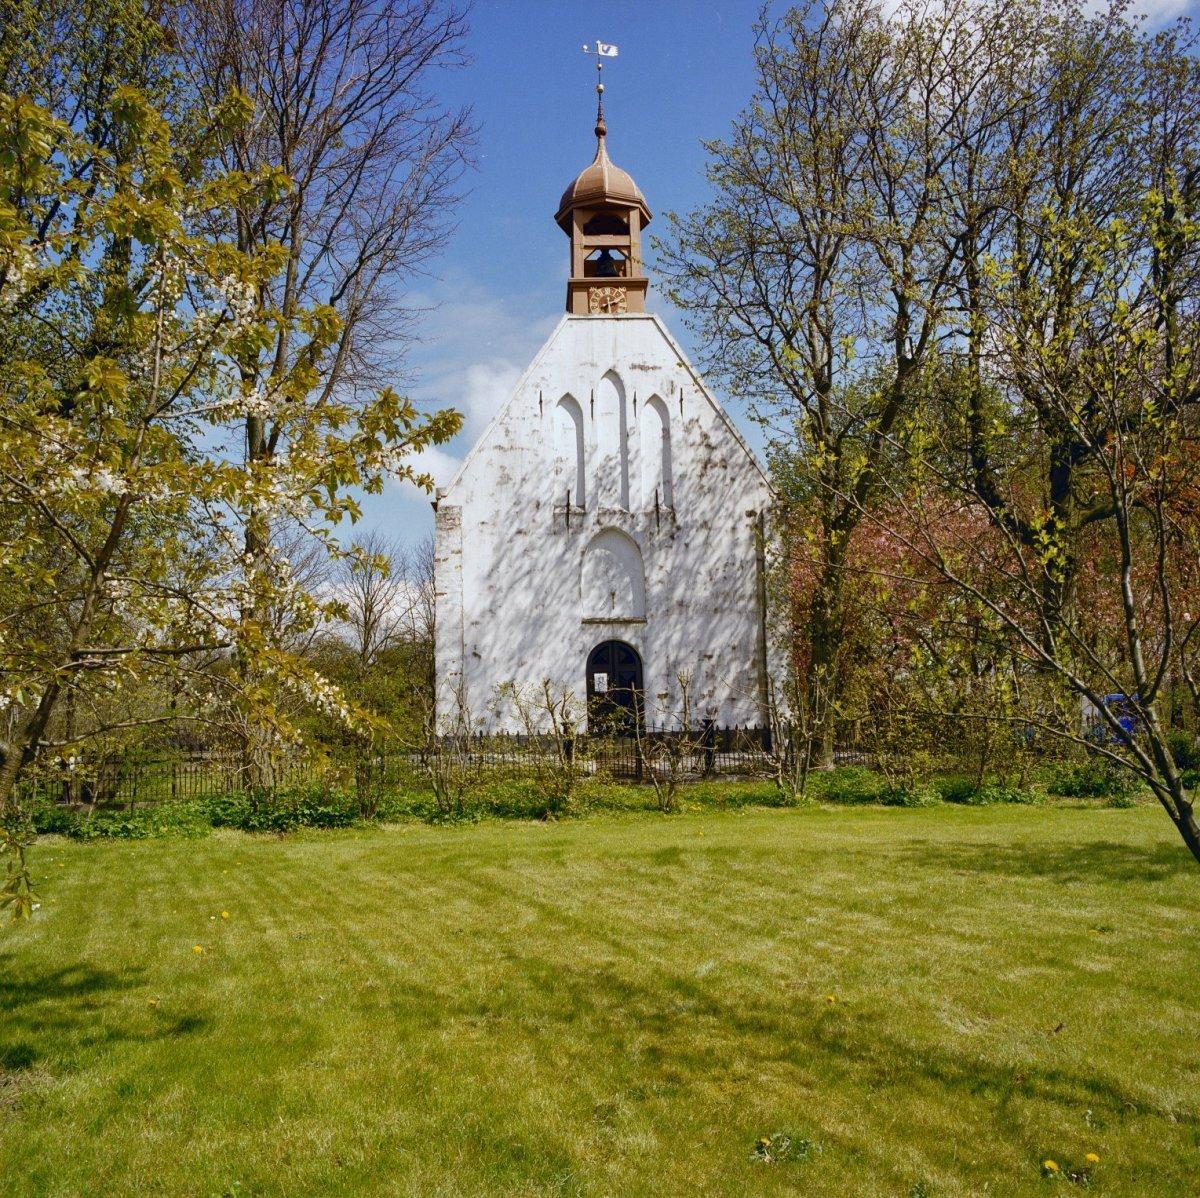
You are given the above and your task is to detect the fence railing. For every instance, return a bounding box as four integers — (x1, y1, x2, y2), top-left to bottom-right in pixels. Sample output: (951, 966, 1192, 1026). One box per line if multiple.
(17, 751, 330, 808)
(418, 724, 780, 780)
(20, 724, 803, 808)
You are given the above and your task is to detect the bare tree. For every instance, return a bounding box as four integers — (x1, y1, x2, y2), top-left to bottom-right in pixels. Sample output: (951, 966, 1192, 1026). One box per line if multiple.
(335, 530, 418, 669)
(181, 0, 473, 406)
(634, 672, 709, 814)
(408, 533, 436, 656)
(659, 0, 1021, 766)
(176, 0, 472, 774)
(501, 681, 583, 817)
(179, 0, 470, 660)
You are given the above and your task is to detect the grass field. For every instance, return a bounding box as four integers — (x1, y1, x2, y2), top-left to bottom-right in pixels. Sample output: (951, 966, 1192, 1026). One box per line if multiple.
(2, 803, 1198, 1196)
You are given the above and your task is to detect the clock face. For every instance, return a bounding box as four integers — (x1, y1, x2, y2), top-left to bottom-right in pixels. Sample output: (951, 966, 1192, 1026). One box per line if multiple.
(589, 285, 627, 315)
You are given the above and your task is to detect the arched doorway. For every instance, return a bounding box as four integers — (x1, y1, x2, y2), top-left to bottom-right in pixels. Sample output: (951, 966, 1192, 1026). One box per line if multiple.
(586, 640, 643, 733)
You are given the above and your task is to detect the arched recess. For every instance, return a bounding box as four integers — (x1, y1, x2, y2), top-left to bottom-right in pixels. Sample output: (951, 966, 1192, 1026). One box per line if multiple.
(554, 394, 585, 507)
(594, 370, 630, 509)
(581, 528, 646, 620)
(641, 394, 673, 508)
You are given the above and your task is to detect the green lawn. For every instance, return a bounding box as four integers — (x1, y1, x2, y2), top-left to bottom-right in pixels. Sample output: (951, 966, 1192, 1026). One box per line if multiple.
(2, 804, 1198, 1196)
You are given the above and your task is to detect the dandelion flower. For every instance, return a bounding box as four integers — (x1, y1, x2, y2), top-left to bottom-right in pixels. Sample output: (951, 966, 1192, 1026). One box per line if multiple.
(1085, 1153, 1100, 1164)
(825, 994, 836, 1003)
(221, 911, 230, 919)
(193, 944, 204, 954)
(1042, 1159, 1059, 1174)
(147, 997, 159, 1007)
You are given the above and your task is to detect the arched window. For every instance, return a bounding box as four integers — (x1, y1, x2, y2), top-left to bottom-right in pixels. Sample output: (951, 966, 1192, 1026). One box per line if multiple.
(581, 528, 645, 620)
(595, 370, 630, 510)
(641, 394, 673, 508)
(554, 394, 585, 507)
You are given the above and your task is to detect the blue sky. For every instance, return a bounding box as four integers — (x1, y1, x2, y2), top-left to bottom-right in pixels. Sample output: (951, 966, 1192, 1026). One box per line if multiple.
(362, 0, 1197, 548)
(361, 0, 767, 546)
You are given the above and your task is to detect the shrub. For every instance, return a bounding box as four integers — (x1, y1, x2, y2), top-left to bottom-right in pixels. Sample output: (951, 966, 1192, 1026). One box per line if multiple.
(34, 786, 374, 840)
(32, 800, 210, 840)
(1167, 729, 1200, 771)
(879, 782, 938, 807)
(32, 803, 83, 837)
(816, 767, 883, 805)
(1048, 759, 1139, 801)
(936, 776, 979, 804)
(471, 777, 580, 821)
(976, 783, 1038, 805)
(202, 787, 361, 832)
(937, 778, 1038, 806)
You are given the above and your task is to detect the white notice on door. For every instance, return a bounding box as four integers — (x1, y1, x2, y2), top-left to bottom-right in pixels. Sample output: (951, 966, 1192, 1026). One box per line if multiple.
(594, 672, 608, 693)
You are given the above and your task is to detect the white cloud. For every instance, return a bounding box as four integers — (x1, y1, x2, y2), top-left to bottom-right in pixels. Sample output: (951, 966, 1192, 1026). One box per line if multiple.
(457, 358, 523, 440)
(389, 271, 556, 498)
(1128, 0, 1192, 20)
(403, 443, 465, 494)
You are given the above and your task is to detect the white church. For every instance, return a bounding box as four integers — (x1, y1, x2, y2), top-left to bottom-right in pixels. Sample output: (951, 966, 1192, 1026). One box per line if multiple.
(433, 89, 773, 734)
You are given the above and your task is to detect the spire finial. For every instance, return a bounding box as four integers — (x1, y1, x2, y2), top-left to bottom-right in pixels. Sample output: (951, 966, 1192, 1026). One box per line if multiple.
(595, 60, 606, 140)
(582, 41, 618, 143)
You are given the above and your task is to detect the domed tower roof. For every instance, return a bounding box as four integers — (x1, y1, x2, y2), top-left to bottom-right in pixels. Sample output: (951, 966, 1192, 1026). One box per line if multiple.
(557, 67, 652, 316)
(554, 101, 652, 232)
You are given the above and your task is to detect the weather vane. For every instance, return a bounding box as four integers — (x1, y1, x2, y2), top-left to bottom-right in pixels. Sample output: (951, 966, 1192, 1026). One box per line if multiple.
(582, 42, 619, 91)
(581, 42, 618, 131)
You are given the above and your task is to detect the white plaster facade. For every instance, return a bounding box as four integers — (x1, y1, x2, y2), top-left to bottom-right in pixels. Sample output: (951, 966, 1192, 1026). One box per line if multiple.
(433, 311, 773, 732)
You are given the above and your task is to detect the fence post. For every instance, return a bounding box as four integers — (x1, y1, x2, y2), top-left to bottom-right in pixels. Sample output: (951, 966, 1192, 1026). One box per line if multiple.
(702, 719, 716, 776)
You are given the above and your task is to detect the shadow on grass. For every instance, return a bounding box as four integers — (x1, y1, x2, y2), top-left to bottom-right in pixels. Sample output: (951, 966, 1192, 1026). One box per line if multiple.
(0, 954, 209, 1075)
(899, 838, 1195, 884)
(372, 927, 1194, 1142)
(369, 857, 1193, 1133)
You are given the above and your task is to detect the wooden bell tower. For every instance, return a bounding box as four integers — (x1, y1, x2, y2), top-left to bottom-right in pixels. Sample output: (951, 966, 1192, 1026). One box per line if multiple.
(554, 73, 652, 316)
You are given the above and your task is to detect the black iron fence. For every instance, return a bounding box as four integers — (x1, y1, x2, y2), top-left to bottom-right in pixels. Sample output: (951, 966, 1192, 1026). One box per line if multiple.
(20, 723, 799, 808)
(17, 751, 331, 808)
(425, 724, 780, 782)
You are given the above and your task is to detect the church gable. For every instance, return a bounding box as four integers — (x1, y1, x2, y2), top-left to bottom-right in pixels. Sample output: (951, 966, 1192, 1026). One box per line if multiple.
(441, 314, 769, 514)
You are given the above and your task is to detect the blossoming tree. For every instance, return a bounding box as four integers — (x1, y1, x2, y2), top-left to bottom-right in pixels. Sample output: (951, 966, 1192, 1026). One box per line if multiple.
(0, 68, 459, 915)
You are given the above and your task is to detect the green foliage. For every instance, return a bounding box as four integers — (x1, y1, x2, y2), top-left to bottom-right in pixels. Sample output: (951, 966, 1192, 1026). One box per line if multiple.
(1167, 729, 1200, 771)
(812, 767, 885, 805)
(1, 824, 38, 918)
(937, 777, 1038, 806)
(30, 784, 434, 839)
(937, 776, 980, 804)
(204, 789, 360, 834)
(32, 799, 210, 840)
(879, 782, 940, 808)
(464, 777, 582, 822)
(23, 758, 1144, 845)
(1048, 760, 1141, 801)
